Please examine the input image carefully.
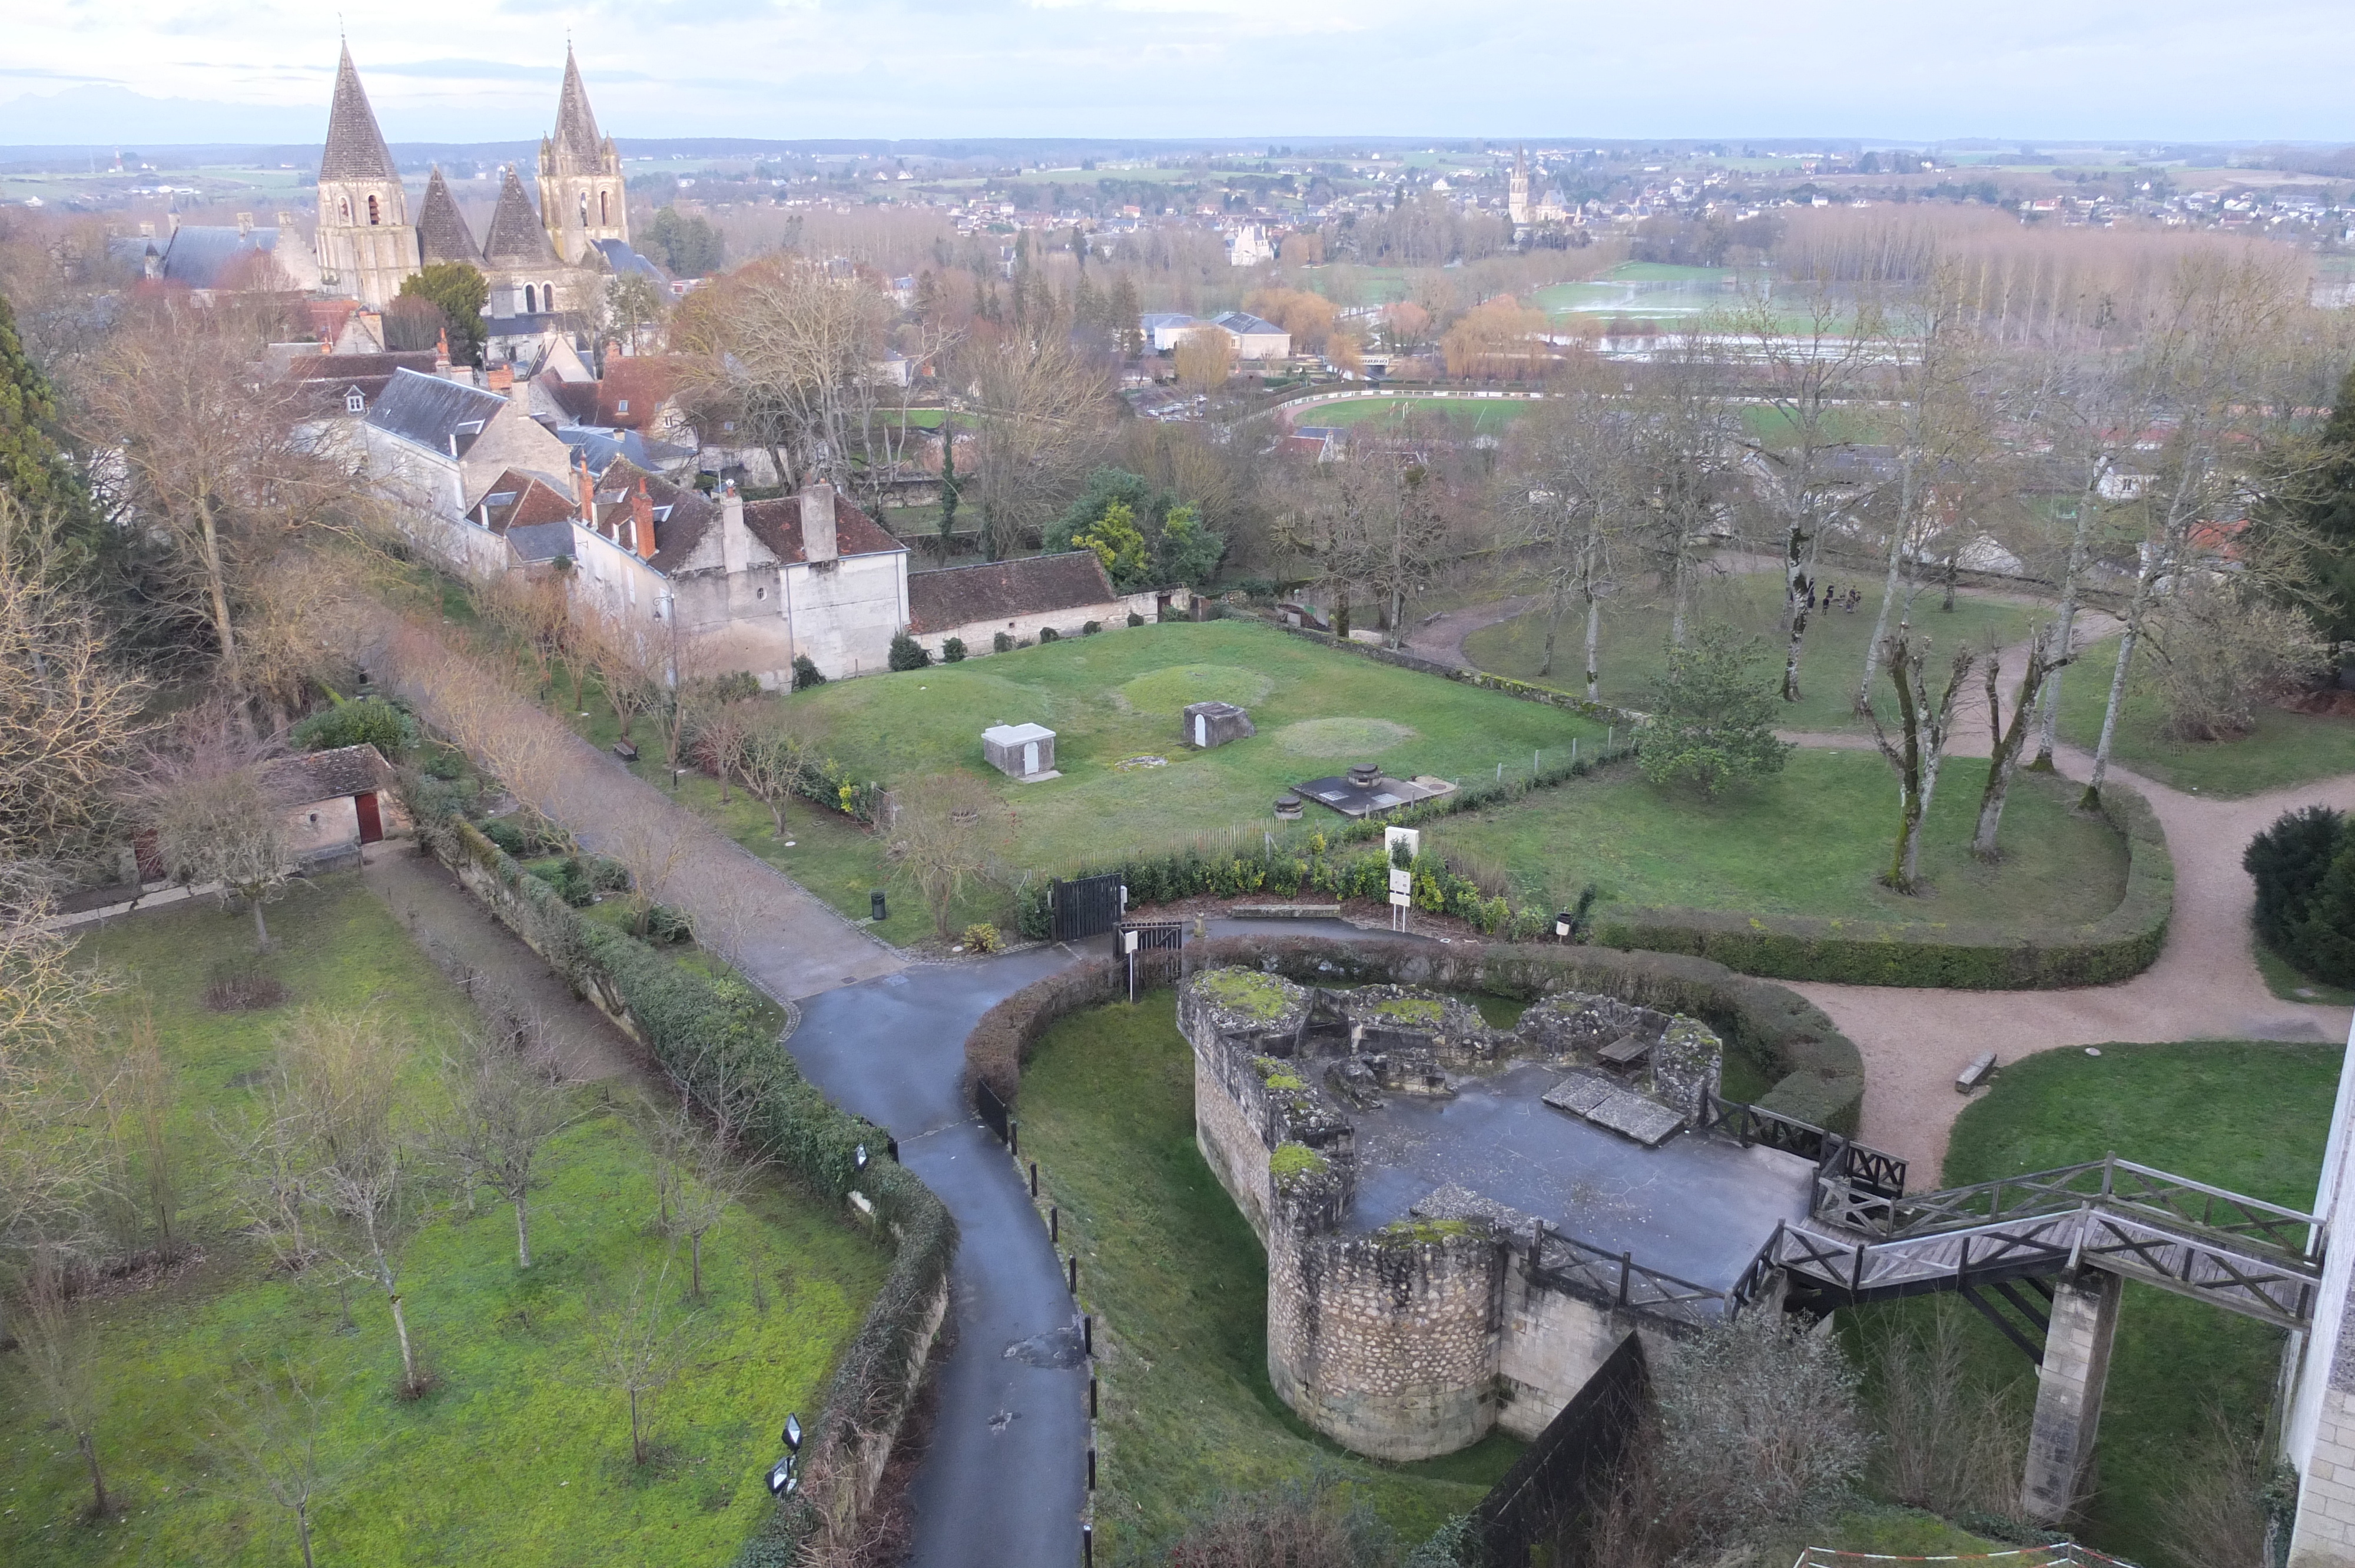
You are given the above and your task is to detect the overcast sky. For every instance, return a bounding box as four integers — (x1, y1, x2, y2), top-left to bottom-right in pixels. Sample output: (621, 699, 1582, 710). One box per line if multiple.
(2, 0, 2349, 148)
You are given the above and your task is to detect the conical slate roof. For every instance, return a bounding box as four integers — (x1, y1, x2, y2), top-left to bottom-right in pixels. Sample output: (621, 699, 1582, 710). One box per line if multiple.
(416, 167, 480, 265)
(549, 46, 605, 164)
(482, 166, 557, 267)
(320, 44, 400, 183)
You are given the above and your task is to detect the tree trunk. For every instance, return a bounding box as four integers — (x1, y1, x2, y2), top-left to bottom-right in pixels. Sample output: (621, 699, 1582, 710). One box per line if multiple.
(1538, 590, 1564, 679)
(515, 1194, 531, 1270)
(1974, 630, 2059, 859)
(1669, 550, 1691, 647)
(387, 1289, 419, 1394)
(629, 1386, 646, 1464)
(1583, 589, 1602, 703)
(297, 1500, 315, 1568)
(194, 490, 244, 692)
(2084, 625, 2137, 810)
(249, 893, 271, 949)
(79, 1430, 108, 1519)
(1858, 483, 1912, 714)
(1780, 530, 1813, 703)
(691, 1230, 705, 1301)
(2034, 484, 2101, 769)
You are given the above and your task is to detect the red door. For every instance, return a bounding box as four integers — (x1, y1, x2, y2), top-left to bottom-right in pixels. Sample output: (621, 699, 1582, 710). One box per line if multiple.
(355, 791, 384, 845)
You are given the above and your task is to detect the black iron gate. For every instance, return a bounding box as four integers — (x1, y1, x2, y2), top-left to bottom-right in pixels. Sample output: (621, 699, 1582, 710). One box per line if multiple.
(1050, 873, 1124, 941)
(1117, 919, 1186, 997)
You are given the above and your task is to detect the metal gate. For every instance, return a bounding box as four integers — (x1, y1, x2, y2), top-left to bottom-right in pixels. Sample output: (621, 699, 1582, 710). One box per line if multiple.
(1049, 873, 1124, 941)
(1117, 919, 1186, 997)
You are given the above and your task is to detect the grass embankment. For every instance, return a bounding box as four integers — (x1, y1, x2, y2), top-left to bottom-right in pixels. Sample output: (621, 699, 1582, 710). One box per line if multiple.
(1462, 567, 2034, 735)
(1845, 1039, 2339, 1566)
(573, 620, 1604, 934)
(1428, 751, 2127, 928)
(2055, 633, 2355, 797)
(1, 876, 885, 1566)
(1017, 996, 1521, 1556)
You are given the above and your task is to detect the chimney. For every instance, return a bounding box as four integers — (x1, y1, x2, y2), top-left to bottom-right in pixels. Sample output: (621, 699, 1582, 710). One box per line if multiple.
(631, 479, 658, 560)
(802, 480, 837, 564)
(720, 480, 751, 577)
(167, 211, 180, 234)
(434, 327, 452, 373)
(236, 211, 254, 237)
(487, 364, 516, 396)
(575, 450, 596, 530)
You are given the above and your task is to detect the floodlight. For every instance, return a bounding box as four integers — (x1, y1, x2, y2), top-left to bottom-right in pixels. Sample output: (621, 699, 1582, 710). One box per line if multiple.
(784, 1413, 803, 1452)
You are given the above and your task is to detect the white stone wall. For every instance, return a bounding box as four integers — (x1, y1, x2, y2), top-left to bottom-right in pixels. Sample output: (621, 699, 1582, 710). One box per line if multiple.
(784, 553, 907, 679)
(1495, 1257, 1632, 1439)
(919, 588, 1183, 660)
(282, 795, 361, 859)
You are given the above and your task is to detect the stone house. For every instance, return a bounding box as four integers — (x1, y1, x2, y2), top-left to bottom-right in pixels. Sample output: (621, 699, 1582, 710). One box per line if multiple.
(356, 367, 578, 574)
(1212, 310, 1292, 361)
(259, 744, 406, 867)
(903, 553, 1187, 660)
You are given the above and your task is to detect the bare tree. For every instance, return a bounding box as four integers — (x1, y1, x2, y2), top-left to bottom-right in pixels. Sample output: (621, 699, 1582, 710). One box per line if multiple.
(1866, 1298, 2025, 1519)
(961, 334, 1113, 560)
(648, 1105, 765, 1301)
(1623, 337, 1741, 647)
(698, 699, 758, 806)
(92, 1011, 184, 1260)
(132, 713, 294, 949)
(211, 1360, 360, 1568)
(268, 1009, 429, 1398)
(1868, 632, 1975, 893)
(586, 1255, 701, 1466)
(18, 1245, 110, 1519)
(434, 1026, 578, 1270)
(586, 616, 662, 750)
(885, 773, 1006, 940)
(1971, 624, 2070, 861)
(1508, 370, 1638, 693)
(737, 707, 814, 838)
(0, 495, 149, 860)
(608, 815, 694, 940)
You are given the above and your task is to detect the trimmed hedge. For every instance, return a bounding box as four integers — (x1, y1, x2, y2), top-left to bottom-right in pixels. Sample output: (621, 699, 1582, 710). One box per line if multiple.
(968, 933, 1865, 1137)
(408, 803, 950, 1563)
(1588, 778, 2173, 990)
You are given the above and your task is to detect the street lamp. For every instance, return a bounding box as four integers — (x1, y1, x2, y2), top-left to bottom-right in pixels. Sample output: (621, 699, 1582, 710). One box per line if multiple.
(766, 1413, 804, 1497)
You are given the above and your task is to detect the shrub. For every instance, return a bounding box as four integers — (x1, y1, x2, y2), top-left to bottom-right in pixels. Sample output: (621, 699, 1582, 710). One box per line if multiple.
(422, 746, 467, 780)
(1083, 620, 1102, 635)
(2246, 806, 2354, 983)
(994, 631, 1014, 653)
(290, 696, 417, 756)
(1039, 626, 1060, 643)
(642, 902, 694, 944)
(942, 637, 966, 663)
(203, 956, 285, 1011)
(791, 654, 826, 690)
(477, 818, 532, 856)
(1637, 624, 1790, 798)
(704, 670, 762, 704)
(887, 632, 931, 672)
(1127, 612, 1145, 628)
(961, 922, 1002, 953)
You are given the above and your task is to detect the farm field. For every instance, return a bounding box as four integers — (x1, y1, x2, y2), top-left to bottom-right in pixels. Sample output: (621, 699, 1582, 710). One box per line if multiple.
(2054, 633, 2355, 797)
(1533, 260, 1739, 321)
(1295, 394, 1536, 434)
(1427, 751, 2128, 926)
(1, 876, 886, 1567)
(1843, 1039, 2339, 1566)
(1461, 567, 2036, 735)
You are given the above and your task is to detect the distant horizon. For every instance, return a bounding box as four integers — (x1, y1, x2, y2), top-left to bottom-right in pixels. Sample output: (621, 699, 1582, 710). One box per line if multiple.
(2, 0, 2347, 150)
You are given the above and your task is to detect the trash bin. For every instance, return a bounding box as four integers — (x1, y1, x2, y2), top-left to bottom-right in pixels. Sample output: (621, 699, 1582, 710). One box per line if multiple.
(870, 889, 887, 922)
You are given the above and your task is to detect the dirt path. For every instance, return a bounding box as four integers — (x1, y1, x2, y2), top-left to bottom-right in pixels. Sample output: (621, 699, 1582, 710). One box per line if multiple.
(360, 843, 642, 1082)
(1405, 594, 1540, 669)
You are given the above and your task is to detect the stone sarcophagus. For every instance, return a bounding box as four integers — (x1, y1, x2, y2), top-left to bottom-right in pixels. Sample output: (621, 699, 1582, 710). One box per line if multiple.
(1182, 700, 1256, 750)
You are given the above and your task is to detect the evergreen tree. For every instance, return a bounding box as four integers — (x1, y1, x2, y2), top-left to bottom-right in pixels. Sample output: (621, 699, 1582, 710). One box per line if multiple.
(0, 290, 97, 544)
(396, 263, 489, 366)
(2297, 363, 2355, 649)
(1109, 273, 1142, 357)
(937, 414, 960, 558)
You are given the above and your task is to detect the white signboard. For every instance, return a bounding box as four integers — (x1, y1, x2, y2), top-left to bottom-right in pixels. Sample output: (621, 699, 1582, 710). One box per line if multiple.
(1384, 825, 1421, 861)
(1388, 868, 1414, 896)
(1388, 891, 1411, 908)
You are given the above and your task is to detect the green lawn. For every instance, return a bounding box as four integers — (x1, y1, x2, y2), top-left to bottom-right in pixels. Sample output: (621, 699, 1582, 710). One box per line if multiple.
(748, 620, 1604, 877)
(1296, 396, 1535, 434)
(2, 877, 887, 1566)
(1429, 750, 2126, 926)
(1845, 1039, 2340, 1566)
(1462, 569, 2034, 735)
(1018, 995, 1522, 1558)
(2055, 634, 2355, 797)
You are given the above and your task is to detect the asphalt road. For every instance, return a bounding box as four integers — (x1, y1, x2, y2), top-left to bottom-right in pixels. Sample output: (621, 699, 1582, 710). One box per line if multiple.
(787, 944, 1093, 1568)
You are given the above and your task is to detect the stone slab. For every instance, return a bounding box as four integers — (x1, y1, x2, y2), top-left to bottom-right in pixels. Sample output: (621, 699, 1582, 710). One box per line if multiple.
(1411, 1181, 1535, 1237)
(1586, 1092, 1687, 1148)
(1296, 773, 1450, 819)
(1541, 1073, 1616, 1116)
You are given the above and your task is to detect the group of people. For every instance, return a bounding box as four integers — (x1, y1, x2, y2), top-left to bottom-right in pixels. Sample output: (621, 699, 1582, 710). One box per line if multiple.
(1806, 582, 1863, 614)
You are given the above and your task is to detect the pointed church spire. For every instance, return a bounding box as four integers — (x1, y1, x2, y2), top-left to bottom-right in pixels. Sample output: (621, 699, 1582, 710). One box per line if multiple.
(321, 44, 401, 183)
(416, 165, 482, 265)
(483, 165, 558, 267)
(550, 45, 605, 165)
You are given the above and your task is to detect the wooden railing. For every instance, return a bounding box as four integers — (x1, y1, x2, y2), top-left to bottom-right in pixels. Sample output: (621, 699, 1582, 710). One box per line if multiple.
(1526, 1222, 1734, 1331)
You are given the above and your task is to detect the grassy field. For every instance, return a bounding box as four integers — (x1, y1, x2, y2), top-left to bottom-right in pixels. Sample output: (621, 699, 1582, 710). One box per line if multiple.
(1845, 1039, 2339, 1566)
(1018, 995, 1523, 1557)
(1428, 750, 2128, 925)
(1, 877, 887, 1566)
(2055, 634, 2355, 797)
(757, 620, 1605, 875)
(1461, 568, 2038, 735)
(1294, 395, 1535, 434)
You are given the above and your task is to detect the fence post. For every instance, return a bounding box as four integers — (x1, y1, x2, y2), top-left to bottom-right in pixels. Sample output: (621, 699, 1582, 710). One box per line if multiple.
(1617, 1251, 1632, 1307)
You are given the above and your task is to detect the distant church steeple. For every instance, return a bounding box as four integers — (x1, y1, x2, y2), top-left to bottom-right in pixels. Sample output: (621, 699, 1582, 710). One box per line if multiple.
(314, 44, 419, 307)
(538, 45, 629, 265)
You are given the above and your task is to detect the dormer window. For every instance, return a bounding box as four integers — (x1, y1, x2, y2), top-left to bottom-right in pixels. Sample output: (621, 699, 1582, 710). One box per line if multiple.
(344, 387, 366, 413)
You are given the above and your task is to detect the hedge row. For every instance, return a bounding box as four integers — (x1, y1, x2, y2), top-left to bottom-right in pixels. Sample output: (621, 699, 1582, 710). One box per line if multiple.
(969, 932, 1865, 1137)
(1250, 612, 1645, 727)
(1588, 777, 2174, 990)
(408, 800, 949, 1564)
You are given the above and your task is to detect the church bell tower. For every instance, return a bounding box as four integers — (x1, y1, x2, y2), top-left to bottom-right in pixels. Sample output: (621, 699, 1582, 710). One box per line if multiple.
(314, 44, 419, 307)
(537, 46, 629, 265)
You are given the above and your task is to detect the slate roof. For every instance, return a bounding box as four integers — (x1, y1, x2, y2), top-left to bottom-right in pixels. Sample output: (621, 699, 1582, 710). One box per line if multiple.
(568, 457, 717, 573)
(260, 743, 393, 806)
(1213, 310, 1285, 338)
(476, 468, 578, 533)
(905, 551, 1119, 635)
(548, 46, 607, 166)
(592, 238, 668, 281)
(109, 226, 289, 291)
(416, 167, 481, 265)
(506, 520, 579, 565)
(320, 45, 401, 184)
(742, 491, 905, 567)
(483, 167, 557, 267)
(282, 350, 440, 415)
(364, 368, 509, 456)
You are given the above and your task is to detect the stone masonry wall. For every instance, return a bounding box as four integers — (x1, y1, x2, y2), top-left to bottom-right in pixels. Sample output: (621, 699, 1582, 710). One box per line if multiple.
(1195, 1043, 1276, 1243)
(1495, 1250, 1640, 1440)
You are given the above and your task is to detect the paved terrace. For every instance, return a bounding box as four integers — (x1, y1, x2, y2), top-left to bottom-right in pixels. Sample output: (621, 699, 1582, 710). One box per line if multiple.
(1348, 1059, 1817, 1290)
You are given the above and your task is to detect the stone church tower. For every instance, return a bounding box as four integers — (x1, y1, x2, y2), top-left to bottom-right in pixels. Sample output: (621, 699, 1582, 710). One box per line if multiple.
(538, 47, 629, 265)
(314, 45, 419, 307)
(1508, 147, 1532, 228)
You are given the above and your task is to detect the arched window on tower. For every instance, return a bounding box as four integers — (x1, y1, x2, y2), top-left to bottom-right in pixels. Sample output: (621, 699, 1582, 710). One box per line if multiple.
(339, 197, 352, 224)
(599, 190, 609, 225)
(541, 282, 555, 313)
(579, 192, 589, 226)
(367, 195, 380, 225)
(523, 284, 536, 314)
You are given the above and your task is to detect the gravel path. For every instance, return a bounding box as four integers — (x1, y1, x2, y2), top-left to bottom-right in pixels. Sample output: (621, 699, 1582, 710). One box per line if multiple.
(1404, 594, 1540, 669)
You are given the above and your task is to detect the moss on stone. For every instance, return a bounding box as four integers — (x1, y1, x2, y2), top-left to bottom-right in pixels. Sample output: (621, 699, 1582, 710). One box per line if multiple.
(1269, 1141, 1331, 1183)
(1375, 1217, 1477, 1247)
(1263, 1072, 1307, 1092)
(1371, 996, 1445, 1026)
(1196, 967, 1293, 1022)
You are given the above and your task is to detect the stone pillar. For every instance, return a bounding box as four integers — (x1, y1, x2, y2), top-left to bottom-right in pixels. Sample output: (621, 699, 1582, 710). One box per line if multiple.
(2021, 1267, 2124, 1522)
